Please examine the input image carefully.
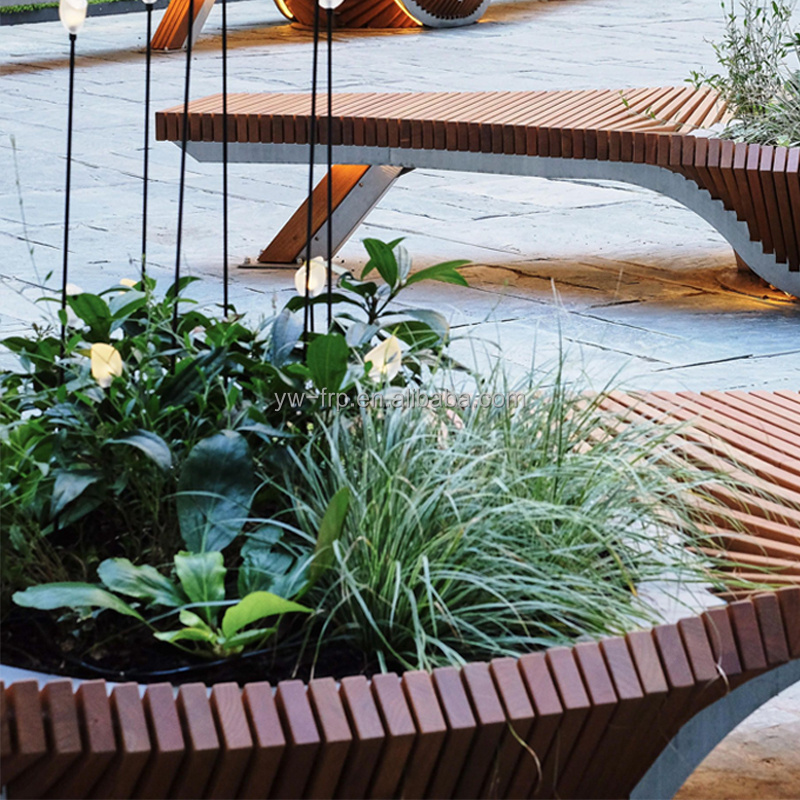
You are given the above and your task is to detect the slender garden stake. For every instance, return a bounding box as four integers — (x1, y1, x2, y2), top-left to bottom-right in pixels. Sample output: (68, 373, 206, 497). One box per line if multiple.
(58, 0, 87, 353)
(141, 0, 157, 279)
(222, 0, 229, 317)
(303, 0, 321, 340)
(319, 0, 343, 329)
(174, 0, 195, 337)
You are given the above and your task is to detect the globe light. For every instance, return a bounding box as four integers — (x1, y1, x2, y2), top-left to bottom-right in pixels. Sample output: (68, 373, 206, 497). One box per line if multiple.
(59, 0, 87, 34)
(142, 0, 157, 4)
(318, 0, 345, 8)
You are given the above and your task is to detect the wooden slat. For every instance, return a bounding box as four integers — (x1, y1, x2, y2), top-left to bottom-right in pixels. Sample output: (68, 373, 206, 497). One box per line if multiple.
(170, 683, 220, 799)
(239, 682, 286, 800)
(428, 667, 477, 800)
(206, 683, 254, 799)
(3, 681, 47, 786)
(134, 683, 185, 800)
(336, 677, 383, 800)
(306, 678, 352, 799)
(91, 683, 152, 800)
(368, 673, 415, 799)
(271, 681, 320, 800)
(400, 671, 447, 799)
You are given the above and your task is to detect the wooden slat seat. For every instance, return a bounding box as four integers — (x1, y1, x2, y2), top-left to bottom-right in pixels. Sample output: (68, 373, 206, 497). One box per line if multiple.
(155, 88, 800, 297)
(150, 0, 489, 52)
(2, 596, 798, 798)
(2, 391, 798, 798)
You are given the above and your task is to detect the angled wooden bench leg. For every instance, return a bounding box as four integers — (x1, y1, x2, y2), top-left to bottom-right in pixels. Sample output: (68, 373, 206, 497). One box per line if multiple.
(151, 0, 217, 51)
(256, 165, 408, 266)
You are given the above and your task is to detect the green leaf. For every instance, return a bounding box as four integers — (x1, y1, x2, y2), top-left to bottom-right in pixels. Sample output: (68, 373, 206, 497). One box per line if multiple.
(154, 627, 216, 645)
(221, 591, 311, 638)
(345, 322, 380, 348)
(50, 469, 101, 518)
(400, 309, 450, 341)
(108, 430, 172, 471)
(405, 260, 470, 287)
(13, 583, 143, 620)
(307, 333, 350, 395)
(177, 431, 254, 553)
(222, 627, 277, 651)
(67, 293, 112, 338)
(97, 558, 185, 607)
(269, 309, 303, 367)
(159, 349, 227, 409)
(178, 609, 213, 629)
(174, 551, 226, 626)
(309, 487, 350, 585)
(362, 239, 399, 287)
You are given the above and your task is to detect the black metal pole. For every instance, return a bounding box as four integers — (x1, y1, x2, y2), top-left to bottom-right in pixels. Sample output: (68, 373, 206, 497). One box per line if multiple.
(61, 31, 77, 354)
(326, 7, 333, 330)
(222, 0, 229, 318)
(141, 3, 153, 280)
(303, 2, 321, 339)
(174, 0, 195, 338)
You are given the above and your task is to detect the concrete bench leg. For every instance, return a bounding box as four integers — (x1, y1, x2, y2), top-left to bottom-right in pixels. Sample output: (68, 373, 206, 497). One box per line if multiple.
(255, 164, 408, 266)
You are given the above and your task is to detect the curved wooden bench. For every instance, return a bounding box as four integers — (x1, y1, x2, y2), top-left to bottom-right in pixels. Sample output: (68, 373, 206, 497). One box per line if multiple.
(150, 0, 490, 51)
(1, 391, 799, 798)
(1, 588, 798, 799)
(155, 87, 800, 297)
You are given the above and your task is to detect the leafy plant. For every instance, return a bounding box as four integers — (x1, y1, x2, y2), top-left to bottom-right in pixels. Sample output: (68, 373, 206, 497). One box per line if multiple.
(1, 240, 468, 619)
(691, 0, 800, 145)
(13, 551, 311, 658)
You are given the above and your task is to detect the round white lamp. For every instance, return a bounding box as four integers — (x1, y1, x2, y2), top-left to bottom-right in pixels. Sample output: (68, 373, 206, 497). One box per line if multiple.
(318, 0, 345, 7)
(59, 0, 87, 35)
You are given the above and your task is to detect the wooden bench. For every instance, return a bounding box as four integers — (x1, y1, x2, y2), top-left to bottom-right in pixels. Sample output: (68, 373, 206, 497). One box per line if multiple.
(2, 588, 799, 798)
(151, 0, 490, 51)
(155, 87, 800, 298)
(1, 390, 799, 798)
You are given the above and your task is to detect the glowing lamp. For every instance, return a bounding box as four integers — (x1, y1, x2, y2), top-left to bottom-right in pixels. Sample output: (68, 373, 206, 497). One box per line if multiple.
(318, 0, 345, 8)
(59, 0, 87, 34)
(294, 258, 328, 298)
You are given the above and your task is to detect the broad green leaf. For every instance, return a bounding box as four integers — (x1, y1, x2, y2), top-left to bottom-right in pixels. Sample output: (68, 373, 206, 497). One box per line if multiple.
(13, 583, 143, 620)
(223, 627, 277, 651)
(345, 322, 381, 348)
(50, 469, 101, 518)
(405, 260, 470, 287)
(109, 290, 147, 321)
(67, 293, 111, 338)
(97, 558, 185, 607)
(177, 431, 254, 553)
(178, 609, 213, 630)
(174, 551, 226, 624)
(236, 423, 294, 442)
(269, 309, 303, 366)
(399, 309, 450, 341)
(108, 430, 172, 471)
(158, 349, 227, 409)
(165, 275, 201, 299)
(307, 333, 350, 395)
(154, 627, 217, 645)
(309, 487, 350, 584)
(362, 239, 398, 287)
(222, 591, 311, 638)
(238, 548, 295, 596)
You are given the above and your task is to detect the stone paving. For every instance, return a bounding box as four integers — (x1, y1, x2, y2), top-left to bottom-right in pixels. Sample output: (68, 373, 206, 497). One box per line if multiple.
(1, 0, 799, 796)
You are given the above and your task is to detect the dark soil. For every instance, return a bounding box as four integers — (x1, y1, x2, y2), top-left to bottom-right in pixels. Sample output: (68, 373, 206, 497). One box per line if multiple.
(1, 606, 392, 686)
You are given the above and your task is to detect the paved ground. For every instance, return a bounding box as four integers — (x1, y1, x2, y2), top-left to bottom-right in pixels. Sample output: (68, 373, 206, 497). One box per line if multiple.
(1, 0, 799, 796)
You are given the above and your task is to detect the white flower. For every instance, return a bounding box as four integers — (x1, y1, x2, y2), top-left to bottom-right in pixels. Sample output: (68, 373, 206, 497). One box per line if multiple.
(294, 258, 328, 298)
(90, 343, 123, 388)
(365, 335, 402, 382)
(120, 278, 137, 288)
(65, 283, 84, 296)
